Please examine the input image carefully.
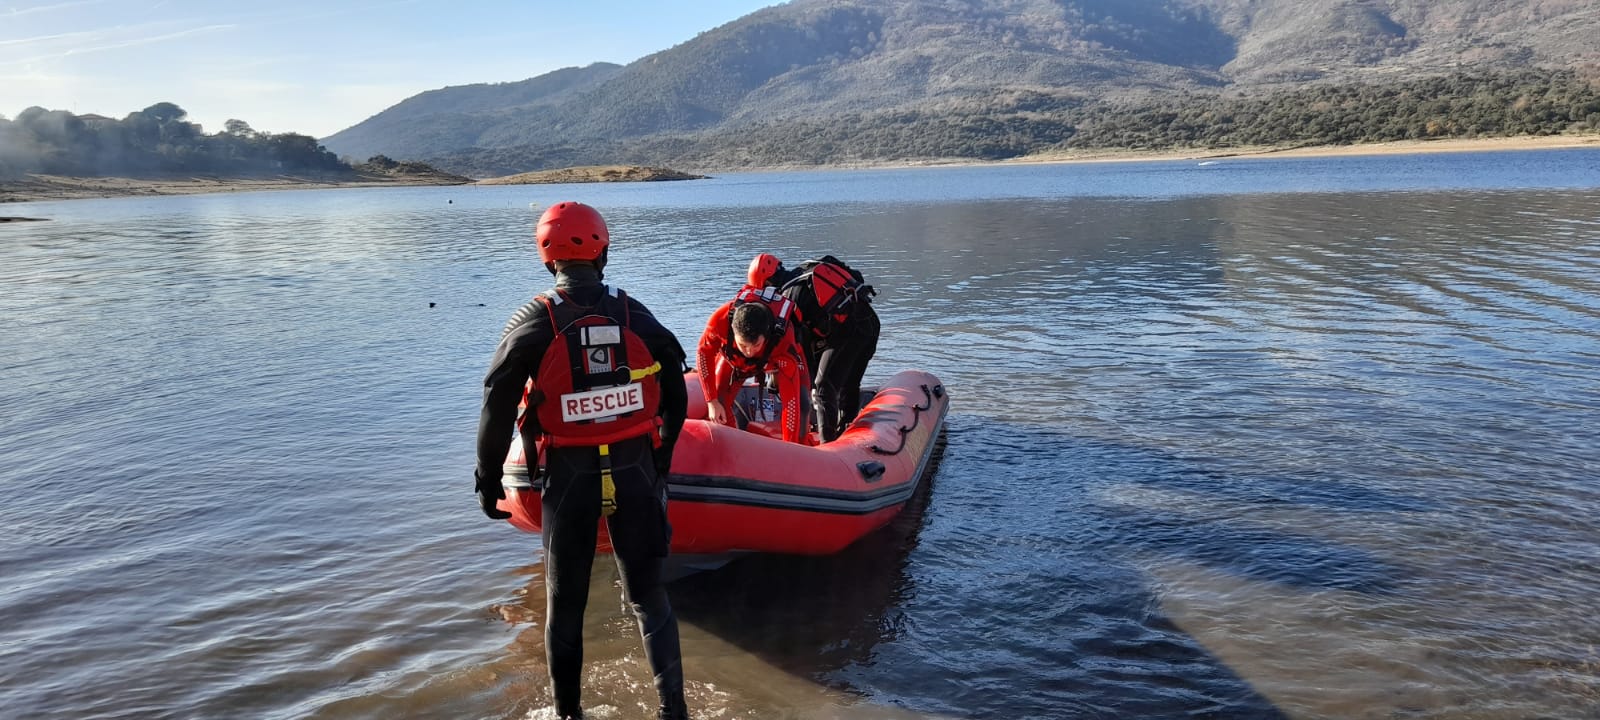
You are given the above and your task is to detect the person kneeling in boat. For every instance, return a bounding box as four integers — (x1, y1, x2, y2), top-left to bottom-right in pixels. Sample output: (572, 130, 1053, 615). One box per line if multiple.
(474, 201, 691, 720)
(748, 253, 880, 443)
(696, 283, 814, 446)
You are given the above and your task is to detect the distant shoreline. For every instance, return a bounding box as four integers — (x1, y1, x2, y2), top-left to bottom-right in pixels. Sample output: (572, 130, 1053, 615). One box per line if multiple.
(0, 173, 467, 205)
(0, 165, 698, 204)
(476, 164, 707, 185)
(4, 135, 1596, 206)
(1014, 134, 1600, 166)
(753, 134, 1600, 172)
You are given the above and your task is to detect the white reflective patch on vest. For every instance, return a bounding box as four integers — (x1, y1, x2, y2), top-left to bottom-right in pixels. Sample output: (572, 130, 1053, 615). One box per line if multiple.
(737, 286, 779, 303)
(560, 383, 644, 423)
(582, 325, 621, 346)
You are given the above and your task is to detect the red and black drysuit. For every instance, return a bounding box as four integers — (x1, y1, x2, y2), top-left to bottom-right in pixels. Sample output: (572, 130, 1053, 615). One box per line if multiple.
(475, 265, 689, 720)
(771, 256, 880, 442)
(695, 285, 814, 446)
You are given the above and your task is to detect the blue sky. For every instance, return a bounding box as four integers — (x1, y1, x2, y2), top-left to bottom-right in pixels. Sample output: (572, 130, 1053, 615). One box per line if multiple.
(0, 0, 781, 138)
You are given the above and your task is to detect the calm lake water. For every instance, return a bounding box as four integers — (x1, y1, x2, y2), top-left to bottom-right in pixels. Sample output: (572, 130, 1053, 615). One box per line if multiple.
(4, 149, 1600, 720)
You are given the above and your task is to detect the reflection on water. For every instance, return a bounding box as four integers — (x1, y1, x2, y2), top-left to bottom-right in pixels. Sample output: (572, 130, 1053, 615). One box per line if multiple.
(3, 154, 1600, 719)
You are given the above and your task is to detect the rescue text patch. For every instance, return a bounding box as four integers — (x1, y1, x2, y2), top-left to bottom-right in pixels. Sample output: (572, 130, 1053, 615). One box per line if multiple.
(560, 383, 644, 422)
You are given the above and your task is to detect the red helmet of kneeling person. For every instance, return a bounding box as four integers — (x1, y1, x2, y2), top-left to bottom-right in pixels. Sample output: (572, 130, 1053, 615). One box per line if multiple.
(748, 253, 783, 287)
(536, 201, 610, 265)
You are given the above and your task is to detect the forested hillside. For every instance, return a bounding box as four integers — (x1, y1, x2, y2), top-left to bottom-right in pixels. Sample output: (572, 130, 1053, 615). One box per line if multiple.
(0, 103, 344, 179)
(0, 103, 470, 183)
(320, 0, 1600, 175)
(423, 70, 1600, 176)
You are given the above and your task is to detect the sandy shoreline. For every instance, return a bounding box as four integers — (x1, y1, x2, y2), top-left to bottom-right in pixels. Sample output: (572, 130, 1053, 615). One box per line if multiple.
(726, 134, 1600, 173)
(824, 134, 1600, 171)
(1016, 134, 1600, 165)
(4, 135, 1596, 207)
(0, 173, 466, 205)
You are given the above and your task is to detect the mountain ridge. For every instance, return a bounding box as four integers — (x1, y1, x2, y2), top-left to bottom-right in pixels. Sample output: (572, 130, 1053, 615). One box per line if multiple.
(321, 0, 1600, 171)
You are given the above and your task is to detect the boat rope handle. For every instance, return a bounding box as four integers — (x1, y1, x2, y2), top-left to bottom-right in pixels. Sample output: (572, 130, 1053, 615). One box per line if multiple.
(869, 384, 936, 456)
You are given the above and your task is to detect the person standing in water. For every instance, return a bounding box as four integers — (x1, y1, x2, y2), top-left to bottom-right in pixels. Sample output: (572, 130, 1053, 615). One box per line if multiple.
(474, 201, 691, 720)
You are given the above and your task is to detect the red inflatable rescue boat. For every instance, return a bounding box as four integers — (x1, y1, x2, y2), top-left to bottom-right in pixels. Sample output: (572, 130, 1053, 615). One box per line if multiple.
(497, 369, 948, 555)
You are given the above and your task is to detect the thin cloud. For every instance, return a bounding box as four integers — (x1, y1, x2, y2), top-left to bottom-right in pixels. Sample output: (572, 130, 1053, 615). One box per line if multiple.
(0, 23, 236, 66)
(3, 0, 110, 18)
(64, 23, 235, 55)
(0, 29, 104, 48)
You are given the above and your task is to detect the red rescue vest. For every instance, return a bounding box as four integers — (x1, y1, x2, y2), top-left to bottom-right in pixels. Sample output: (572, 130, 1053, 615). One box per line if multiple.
(722, 285, 797, 375)
(527, 286, 663, 448)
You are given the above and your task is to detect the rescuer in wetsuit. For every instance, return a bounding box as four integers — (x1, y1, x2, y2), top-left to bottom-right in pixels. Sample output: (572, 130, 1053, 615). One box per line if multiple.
(474, 201, 690, 720)
(749, 253, 880, 443)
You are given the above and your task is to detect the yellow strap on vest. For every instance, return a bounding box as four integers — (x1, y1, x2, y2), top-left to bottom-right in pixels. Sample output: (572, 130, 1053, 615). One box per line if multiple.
(629, 361, 662, 382)
(598, 443, 617, 517)
(592, 362, 656, 517)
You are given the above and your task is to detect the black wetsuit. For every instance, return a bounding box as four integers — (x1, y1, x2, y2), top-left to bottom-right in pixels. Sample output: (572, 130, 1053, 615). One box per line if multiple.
(475, 265, 689, 720)
(775, 258, 881, 443)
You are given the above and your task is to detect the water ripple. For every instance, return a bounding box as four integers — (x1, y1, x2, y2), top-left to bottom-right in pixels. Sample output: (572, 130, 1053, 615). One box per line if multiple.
(4, 170, 1600, 718)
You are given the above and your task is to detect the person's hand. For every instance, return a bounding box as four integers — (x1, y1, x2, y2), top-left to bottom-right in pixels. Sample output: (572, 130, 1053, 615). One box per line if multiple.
(475, 470, 512, 520)
(707, 399, 729, 426)
(653, 447, 674, 479)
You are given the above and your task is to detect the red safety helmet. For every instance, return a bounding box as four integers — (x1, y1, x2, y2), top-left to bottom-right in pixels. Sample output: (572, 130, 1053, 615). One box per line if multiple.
(747, 253, 783, 287)
(536, 201, 610, 265)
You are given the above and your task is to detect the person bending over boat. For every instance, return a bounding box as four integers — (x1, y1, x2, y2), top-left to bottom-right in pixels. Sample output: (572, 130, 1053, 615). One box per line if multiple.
(474, 201, 691, 720)
(748, 253, 880, 443)
(696, 283, 814, 446)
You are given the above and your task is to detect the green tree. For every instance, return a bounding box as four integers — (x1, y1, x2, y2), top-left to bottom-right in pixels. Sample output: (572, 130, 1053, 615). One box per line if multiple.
(141, 102, 187, 125)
